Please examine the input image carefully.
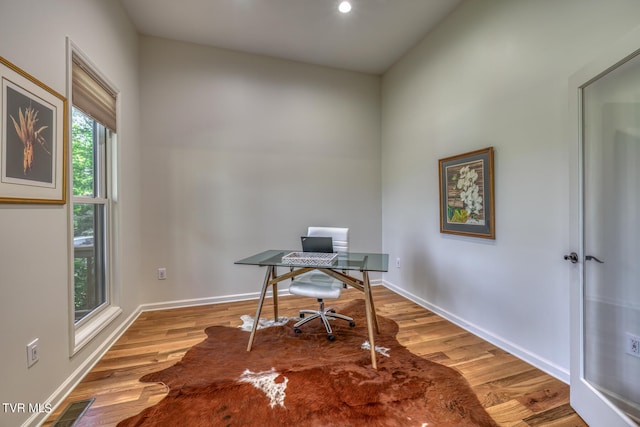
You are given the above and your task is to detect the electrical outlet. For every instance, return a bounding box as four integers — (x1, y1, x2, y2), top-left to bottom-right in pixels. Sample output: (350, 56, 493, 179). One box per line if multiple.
(158, 267, 167, 280)
(27, 338, 39, 368)
(626, 333, 640, 358)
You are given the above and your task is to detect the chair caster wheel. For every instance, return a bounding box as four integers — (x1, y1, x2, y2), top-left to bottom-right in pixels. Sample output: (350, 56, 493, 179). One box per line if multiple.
(327, 334, 335, 341)
(349, 321, 356, 327)
(299, 313, 305, 318)
(294, 328, 302, 334)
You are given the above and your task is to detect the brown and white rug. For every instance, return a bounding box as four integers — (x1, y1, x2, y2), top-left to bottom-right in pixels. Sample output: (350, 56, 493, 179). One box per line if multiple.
(118, 300, 498, 426)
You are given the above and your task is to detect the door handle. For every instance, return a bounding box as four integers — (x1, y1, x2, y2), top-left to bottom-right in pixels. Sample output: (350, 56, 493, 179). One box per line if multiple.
(564, 252, 579, 263)
(585, 255, 604, 263)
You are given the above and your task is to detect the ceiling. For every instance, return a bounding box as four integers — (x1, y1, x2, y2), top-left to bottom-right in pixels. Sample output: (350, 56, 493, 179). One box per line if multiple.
(119, 0, 461, 75)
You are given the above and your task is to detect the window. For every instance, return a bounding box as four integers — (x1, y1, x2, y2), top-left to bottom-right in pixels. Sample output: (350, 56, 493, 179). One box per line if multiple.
(70, 46, 120, 350)
(72, 108, 109, 323)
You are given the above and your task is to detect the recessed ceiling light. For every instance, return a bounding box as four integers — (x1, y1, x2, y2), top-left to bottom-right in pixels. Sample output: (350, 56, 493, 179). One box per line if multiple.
(338, 1, 352, 14)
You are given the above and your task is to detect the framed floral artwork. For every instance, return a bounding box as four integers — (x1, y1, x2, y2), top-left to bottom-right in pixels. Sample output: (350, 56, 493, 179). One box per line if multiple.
(439, 147, 495, 239)
(0, 56, 67, 204)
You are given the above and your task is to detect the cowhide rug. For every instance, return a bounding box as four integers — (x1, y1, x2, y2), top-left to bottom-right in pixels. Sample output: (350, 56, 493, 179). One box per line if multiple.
(118, 299, 498, 426)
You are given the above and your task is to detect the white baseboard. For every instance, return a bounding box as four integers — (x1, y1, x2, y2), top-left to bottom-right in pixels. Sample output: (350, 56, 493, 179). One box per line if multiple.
(140, 292, 266, 312)
(382, 280, 570, 384)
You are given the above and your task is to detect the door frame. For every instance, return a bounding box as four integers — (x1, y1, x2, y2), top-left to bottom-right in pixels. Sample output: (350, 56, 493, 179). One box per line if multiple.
(568, 26, 640, 427)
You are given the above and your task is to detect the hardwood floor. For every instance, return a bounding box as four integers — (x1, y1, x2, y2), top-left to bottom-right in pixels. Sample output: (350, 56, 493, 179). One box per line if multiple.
(44, 286, 587, 426)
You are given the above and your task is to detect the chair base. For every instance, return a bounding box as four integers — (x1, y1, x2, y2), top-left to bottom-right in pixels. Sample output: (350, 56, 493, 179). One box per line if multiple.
(293, 299, 355, 341)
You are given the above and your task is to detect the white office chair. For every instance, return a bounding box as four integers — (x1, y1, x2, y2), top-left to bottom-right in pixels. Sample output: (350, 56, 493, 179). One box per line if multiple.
(289, 226, 355, 341)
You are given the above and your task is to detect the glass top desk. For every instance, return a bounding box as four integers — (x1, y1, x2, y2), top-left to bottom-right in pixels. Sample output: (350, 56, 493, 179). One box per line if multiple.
(235, 250, 389, 369)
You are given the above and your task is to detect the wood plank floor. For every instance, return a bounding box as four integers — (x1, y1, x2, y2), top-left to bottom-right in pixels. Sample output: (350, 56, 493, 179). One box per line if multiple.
(44, 286, 588, 426)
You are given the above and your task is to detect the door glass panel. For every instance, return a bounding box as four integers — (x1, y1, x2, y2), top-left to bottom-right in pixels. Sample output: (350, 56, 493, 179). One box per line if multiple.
(583, 53, 640, 422)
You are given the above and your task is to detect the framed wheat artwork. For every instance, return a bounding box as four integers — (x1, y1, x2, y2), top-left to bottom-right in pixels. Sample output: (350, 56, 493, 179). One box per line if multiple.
(0, 56, 67, 204)
(439, 147, 495, 239)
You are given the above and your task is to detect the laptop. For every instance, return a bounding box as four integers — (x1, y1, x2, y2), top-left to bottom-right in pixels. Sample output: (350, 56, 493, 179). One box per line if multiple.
(301, 236, 334, 253)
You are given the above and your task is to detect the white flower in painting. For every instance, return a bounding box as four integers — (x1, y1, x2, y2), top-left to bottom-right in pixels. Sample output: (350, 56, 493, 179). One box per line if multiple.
(455, 164, 483, 218)
(461, 186, 482, 215)
(468, 168, 478, 182)
(456, 166, 471, 189)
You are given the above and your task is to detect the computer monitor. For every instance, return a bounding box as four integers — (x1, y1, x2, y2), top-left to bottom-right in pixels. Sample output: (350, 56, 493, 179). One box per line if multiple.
(301, 236, 333, 253)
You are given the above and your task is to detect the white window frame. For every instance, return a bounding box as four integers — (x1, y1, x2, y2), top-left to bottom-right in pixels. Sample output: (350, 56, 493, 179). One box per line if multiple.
(67, 39, 121, 354)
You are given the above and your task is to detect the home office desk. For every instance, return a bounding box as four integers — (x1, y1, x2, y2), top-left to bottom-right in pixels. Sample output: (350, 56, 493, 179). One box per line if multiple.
(235, 250, 389, 369)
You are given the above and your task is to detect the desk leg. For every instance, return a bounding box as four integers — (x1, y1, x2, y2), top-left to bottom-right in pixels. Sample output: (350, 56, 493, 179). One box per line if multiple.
(247, 265, 274, 352)
(363, 270, 377, 370)
(368, 281, 380, 334)
(272, 267, 278, 320)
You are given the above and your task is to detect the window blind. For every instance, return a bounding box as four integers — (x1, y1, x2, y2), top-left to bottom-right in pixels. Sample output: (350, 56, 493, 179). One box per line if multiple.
(71, 55, 117, 132)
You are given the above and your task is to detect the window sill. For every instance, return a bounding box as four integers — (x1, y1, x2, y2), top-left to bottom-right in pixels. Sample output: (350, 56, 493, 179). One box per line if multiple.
(73, 305, 122, 355)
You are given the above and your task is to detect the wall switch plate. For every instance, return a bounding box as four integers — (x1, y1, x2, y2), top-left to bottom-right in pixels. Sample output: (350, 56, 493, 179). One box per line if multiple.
(396, 258, 401, 268)
(158, 267, 167, 280)
(27, 338, 39, 368)
(626, 333, 640, 358)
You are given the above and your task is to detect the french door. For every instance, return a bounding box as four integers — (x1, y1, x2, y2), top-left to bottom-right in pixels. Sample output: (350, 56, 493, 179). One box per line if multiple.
(569, 28, 640, 426)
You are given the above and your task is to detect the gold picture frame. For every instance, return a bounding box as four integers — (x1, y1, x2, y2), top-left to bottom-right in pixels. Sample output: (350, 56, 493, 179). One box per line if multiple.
(439, 147, 495, 239)
(0, 56, 67, 204)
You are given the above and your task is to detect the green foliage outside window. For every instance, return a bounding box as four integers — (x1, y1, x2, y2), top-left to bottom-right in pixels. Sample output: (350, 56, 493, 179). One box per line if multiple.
(72, 109, 96, 316)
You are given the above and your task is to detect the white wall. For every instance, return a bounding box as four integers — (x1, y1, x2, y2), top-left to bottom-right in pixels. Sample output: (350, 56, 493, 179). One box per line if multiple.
(138, 37, 382, 303)
(381, 0, 640, 380)
(0, 1, 141, 426)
